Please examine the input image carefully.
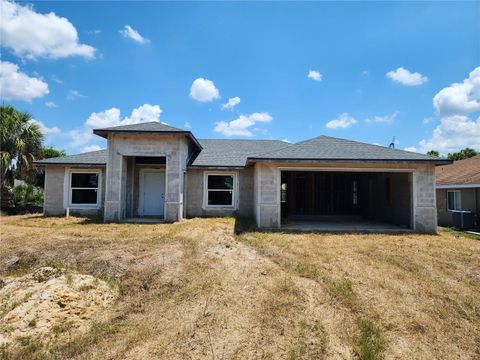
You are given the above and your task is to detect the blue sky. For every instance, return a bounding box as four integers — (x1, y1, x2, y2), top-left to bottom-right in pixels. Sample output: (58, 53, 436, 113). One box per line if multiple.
(1, 1, 479, 155)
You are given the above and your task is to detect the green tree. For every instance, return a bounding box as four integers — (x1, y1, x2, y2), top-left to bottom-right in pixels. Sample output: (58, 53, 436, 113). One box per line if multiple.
(447, 148, 478, 161)
(427, 150, 439, 157)
(41, 146, 66, 159)
(0, 105, 43, 187)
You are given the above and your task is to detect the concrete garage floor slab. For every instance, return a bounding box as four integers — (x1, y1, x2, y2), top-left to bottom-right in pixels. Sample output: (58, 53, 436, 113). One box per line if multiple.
(281, 220, 412, 233)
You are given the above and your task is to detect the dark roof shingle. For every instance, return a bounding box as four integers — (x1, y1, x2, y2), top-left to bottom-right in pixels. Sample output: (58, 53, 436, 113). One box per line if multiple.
(248, 135, 444, 163)
(94, 121, 185, 133)
(191, 139, 288, 167)
(35, 149, 107, 166)
(35, 135, 449, 168)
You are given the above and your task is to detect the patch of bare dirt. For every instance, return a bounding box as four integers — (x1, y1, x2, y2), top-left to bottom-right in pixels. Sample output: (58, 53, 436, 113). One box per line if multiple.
(0, 267, 117, 346)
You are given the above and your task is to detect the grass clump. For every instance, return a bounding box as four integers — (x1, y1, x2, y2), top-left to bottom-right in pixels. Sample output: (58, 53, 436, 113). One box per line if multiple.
(326, 277, 358, 311)
(287, 320, 328, 359)
(355, 319, 384, 360)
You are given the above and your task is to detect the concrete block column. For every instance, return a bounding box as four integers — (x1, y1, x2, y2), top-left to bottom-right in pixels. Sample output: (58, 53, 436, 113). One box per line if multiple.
(104, 138, 124, 221)
(413, 166, 437, 233)
(254, 164, 281, 228)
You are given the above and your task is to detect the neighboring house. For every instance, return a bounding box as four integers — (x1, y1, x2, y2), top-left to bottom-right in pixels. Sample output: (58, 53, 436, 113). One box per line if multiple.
(436, 155, 480, 227)
(35, 122, 449, 233)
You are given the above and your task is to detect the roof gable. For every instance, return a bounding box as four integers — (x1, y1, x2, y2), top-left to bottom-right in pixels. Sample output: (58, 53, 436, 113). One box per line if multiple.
(248, 135, 445, 163)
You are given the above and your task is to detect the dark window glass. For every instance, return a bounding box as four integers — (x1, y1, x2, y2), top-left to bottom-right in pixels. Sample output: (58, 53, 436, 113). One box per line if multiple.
(208, 175, 233, 190)
(208, 191, 233, 206)
(71, 173, 98, 188)
(71, 189, 97, 204)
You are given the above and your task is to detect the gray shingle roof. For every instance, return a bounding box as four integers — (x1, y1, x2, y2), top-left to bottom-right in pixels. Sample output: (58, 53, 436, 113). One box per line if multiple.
(94, 121, 185, 133)
(247, 135, 444, 163)
(35, 149, 107, 166)
(34, 135, 448, 168)
(191, 139, 288, 167)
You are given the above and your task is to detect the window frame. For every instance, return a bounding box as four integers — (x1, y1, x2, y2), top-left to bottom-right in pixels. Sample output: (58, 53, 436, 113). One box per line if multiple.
(65, 168, 102, 208)
(202, 171, 238, 209)
(447, 190, 461, 211)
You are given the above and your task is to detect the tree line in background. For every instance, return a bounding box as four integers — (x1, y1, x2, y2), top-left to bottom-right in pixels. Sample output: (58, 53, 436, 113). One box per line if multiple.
(0, 105, 66, 209)
(427, 148, 478, 160)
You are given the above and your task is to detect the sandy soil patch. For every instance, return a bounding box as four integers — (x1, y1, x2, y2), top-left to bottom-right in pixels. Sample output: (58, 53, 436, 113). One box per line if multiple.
(0, 267, 117, 346)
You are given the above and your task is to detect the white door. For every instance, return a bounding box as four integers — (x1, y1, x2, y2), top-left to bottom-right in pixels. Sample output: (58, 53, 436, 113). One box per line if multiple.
(142, 170, 165, 216)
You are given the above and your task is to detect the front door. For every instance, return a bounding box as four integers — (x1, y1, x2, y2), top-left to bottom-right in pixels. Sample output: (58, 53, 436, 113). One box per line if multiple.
(141, 170, 165, 216)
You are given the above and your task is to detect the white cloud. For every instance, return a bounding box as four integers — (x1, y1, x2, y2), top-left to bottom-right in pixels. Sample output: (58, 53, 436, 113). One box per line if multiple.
(81, 145, 103, 153)
(419, 115, 480, 154)
(307, 70, 322, 82)
(85, 104, 162, 129)
(184, 122, 191, 129)
(325, 113, 357, 129)
(386, 67, 428, 86)
(433, 66, 480, 117)
(67, 89, 85, 101)
(119, 25, 149, 44)
(85, 108, 121, 129)
(365, 111, 398, 124)
(423, 117, 435, 124)
(222, 96, 240, 110)
(404, 146, 418, 152)
(0, 61, 49, 101)
(281, 139, 291, 143)
(214, 112, 272, 137)
(69, 104, 162, 148)
(419, 67, 480, 153)
(0, 0, 95, 60)
(68, 129, 93, 147)
(45, 101, 57, 108)
(189, 78, 220, 102)
(29, 119, 60, 135)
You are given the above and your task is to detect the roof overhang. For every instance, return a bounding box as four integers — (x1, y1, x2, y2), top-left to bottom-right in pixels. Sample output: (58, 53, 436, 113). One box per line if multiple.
(436, 184, 480, 189)
(34, 162, 106, 168)
(93, 129, 203, 152)
(245, 157, 452, 166)
(187, 165, 245, 170)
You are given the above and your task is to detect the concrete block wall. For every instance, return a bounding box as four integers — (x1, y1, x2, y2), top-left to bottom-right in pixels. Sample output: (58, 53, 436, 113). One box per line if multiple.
(44, 166, 105, 217)
(413, 165, 437, 233)
(44, 166, 66, 215)
(104, 133, 189, 222)
(185, 167, 254, 218)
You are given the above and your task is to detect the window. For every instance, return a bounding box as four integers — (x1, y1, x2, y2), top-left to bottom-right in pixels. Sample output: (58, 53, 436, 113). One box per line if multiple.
(70, 172, 99, 206)
(205, 173, 235, 207)
(447, 191, 461, 211)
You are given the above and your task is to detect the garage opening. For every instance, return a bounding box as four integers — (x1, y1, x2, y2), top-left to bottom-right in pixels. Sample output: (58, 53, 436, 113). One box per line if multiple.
(280, 170, 413, 231)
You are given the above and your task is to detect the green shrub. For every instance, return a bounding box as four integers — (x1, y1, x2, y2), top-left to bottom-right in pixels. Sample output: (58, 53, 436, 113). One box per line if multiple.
(13, 184, 44, 207)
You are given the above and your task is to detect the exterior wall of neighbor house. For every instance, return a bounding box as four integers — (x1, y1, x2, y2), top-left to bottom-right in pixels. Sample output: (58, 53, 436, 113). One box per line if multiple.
(436, 187, 479, 226)
(104, 133, 189, 222)
(185, 167, 254, 218)
(252, 161, 437, 233)
(43, 166, 106, 217)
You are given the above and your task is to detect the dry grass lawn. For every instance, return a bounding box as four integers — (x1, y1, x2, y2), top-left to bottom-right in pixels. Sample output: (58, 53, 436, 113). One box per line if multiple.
(0, 215, 479, 359)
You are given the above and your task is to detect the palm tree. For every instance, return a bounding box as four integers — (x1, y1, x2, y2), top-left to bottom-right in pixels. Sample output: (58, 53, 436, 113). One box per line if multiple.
(0, 105, 43, 187)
